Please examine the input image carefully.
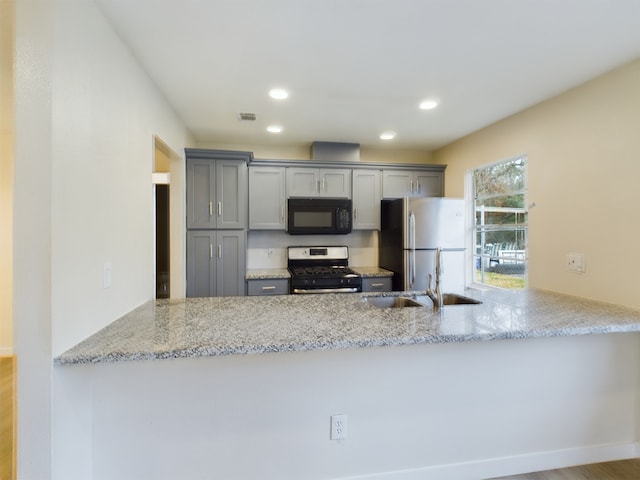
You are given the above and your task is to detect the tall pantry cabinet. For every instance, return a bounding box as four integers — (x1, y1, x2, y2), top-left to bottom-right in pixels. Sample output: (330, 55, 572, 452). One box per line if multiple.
(185, 149, 250, 297)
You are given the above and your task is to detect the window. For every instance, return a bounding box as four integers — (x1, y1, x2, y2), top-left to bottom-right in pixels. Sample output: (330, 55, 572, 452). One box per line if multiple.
(473, 156, 527, 289)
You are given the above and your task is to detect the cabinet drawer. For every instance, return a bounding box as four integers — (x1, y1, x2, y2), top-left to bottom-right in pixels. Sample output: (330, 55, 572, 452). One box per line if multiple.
(247, 279, 289, 296)
(361, 277, 392, 292)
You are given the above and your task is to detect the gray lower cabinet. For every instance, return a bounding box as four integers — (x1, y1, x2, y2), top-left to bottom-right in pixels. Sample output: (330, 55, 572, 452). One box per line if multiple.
(382, 170, 443, 198)
(249, 166, 286, 229)
(247, 278, 289, 296)
(186, 230, 246, 297)
(361, 277, 392, 292)
(352, 169, 381, 230)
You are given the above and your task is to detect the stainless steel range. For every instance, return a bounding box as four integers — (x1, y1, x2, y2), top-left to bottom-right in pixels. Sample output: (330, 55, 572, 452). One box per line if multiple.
(287, 246, 362, 294)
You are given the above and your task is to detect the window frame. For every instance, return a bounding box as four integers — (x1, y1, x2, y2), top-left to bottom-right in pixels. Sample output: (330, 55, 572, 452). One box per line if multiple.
(465, 154, 528, 290)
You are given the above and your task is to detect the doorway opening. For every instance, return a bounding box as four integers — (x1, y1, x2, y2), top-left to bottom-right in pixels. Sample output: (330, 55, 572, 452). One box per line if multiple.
(155, 183, 170, 298)
(153, 136, 184, 299)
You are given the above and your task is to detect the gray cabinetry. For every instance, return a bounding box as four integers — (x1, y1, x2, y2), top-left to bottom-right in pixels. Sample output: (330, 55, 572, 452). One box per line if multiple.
(186, 230, 246, 297)
(185, 149, 250, 297)
(249, 166, 286, 230)
(186, 156, 247, 229)
(361, 277, 392, 292)
(352, 169, 381, 230)
(382, 169, 443, 198)
(286, 167, 351, 198)
(247, 278, 289, 296)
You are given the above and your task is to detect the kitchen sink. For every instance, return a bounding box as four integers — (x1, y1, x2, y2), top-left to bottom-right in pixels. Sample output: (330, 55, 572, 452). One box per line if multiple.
(414, 293, 482, 306)
(365, 296, 424, 308)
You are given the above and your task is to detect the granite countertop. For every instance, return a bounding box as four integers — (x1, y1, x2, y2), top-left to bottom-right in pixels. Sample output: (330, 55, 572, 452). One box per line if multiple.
(351, 267, 393, 277)
(55, 289, 640, 366)
(245, 268, 291, 280)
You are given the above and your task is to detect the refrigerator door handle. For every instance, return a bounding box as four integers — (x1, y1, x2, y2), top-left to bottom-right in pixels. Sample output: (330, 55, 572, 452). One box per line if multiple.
(410, 250, 415, 287)
(409, 211, 415, 250)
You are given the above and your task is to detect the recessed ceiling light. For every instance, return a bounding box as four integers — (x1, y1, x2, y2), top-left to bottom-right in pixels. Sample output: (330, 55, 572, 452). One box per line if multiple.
(380, 131, 396, 140)
(267, 125, 283, 133)
(269, 88, 289, 100)
(419, 99, 438, 110)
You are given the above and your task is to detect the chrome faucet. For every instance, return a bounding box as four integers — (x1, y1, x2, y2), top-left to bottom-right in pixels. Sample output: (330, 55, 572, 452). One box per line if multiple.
(425, 247, 443, 309)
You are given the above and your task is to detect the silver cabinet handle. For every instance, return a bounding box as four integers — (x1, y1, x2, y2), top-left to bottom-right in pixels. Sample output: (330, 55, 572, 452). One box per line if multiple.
(217, 201, 222, 216)
(209, 243, 213, 258)
(371, 283, 384, 287)
(218, 245, 222, 258)
(353, 208, 358, 222)
(416, 180, 421, 194)
(261, 285, 276, 291)
(322, 177, 326, 191)
(209, 201, 213, 216)
(281, 206, 285, 224)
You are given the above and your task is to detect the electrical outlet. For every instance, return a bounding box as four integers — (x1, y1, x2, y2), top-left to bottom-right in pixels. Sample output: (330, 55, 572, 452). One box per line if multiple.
(330, 414, 347, 440)
(567, 253, 585, 273)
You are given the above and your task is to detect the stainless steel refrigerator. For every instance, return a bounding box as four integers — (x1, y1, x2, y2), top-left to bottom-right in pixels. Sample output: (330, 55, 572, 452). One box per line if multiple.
(379, 197, 466, 292)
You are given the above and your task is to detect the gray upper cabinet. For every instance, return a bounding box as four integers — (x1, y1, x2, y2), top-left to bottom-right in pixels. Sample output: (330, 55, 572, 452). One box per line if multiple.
(249, 166, 286, 230)
(286, 167, 351, 198)
(352, 169, 381, 230)
(186, 230, 246, 297)
(217, 160, 247, 229)
(186, 155, 247, 229)
(382, 169, 443, 198)
(186, 159, 216, 229)
(413, 171, 444, 197)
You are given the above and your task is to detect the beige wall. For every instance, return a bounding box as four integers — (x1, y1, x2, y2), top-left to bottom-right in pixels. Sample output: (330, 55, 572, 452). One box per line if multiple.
(0, 0, 14, 353)
(433, 59, 640, 309)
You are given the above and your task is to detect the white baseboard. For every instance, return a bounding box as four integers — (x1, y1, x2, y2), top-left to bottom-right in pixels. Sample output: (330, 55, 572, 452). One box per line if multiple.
(339, 442, 640, 480)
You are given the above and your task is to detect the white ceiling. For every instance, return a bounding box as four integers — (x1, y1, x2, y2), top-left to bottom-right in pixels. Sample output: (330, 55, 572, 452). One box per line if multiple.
(96, 0, 640, 151)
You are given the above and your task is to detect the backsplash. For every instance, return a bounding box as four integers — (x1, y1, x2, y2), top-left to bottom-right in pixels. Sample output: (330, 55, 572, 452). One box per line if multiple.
(247, 230, 379, 269)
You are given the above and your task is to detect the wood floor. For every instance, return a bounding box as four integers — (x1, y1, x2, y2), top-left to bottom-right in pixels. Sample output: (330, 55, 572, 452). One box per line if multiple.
(490, 459, 640, 479)
(0, 356, 16, 480)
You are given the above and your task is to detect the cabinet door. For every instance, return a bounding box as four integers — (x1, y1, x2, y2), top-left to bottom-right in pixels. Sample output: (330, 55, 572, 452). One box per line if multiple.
(186, 159, 216, 229)
(216, 160, 247, 229)
(382, 170, 413, 199)
(186, 230, 216, 297)
(249, 166, 286, 229)
(414, 171, 444, 197)
(216, 230, 246, 296)
(320, 168, 351, 198)
(286, 168, 319, 197)
(352, 170, 381, 229)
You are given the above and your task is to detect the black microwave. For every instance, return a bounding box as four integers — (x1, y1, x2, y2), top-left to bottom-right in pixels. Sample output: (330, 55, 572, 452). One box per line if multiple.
(287, 198, 352, 235)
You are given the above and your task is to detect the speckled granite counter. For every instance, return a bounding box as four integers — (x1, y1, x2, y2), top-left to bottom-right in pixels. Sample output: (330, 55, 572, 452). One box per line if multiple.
(55, 289, 640, 365)
(245, 268, 291, 280)
(351, 266, 393, 278)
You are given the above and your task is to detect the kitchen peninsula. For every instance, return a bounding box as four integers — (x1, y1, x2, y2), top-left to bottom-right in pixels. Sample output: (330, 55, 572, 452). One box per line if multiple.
(54, 290, 640, 480)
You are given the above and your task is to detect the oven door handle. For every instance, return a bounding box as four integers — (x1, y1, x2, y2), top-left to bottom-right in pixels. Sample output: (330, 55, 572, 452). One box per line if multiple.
(293, 287, 359, 294)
